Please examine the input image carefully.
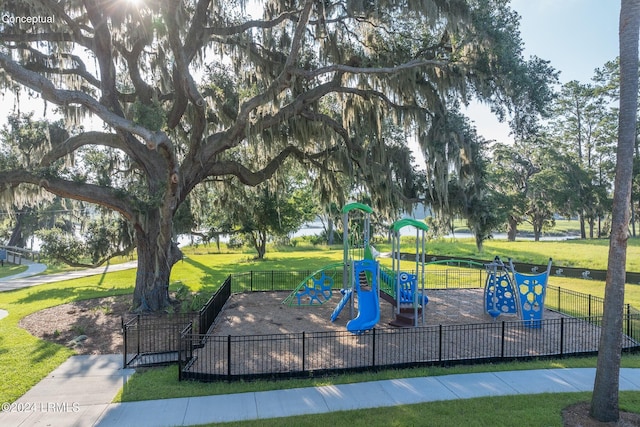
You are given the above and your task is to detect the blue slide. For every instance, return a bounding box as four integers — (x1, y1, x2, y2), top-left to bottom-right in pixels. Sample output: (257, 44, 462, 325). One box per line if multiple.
(346, 289, 380, 334)
(346, 259, 381, 334)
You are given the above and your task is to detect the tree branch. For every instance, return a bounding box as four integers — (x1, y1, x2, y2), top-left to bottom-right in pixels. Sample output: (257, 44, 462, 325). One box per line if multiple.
(207, 145, 306, 186)
(39, 132, 131, 166)
(227, 0, 313, 141)
(291, 58, 451, 80)
(0, 170, 135, 220)
(205, 9, 302, 37)
(0, 52, 171, 150)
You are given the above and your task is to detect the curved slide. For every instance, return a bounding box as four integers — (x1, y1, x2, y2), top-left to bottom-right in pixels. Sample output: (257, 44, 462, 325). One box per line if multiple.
(345, 259, 381, 334)
(346, 289, 380, 334)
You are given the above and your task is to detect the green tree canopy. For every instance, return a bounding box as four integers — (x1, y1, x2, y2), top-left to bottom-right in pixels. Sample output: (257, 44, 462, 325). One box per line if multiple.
(0, 0, 554, 311)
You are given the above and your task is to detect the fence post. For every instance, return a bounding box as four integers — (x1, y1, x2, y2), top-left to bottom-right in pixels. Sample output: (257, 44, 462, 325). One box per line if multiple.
(626, 304, 631, 337)
(178, 331, 183, 382)
(121, 317, 126, 368)
(438, 324, 442, 361)
(302, 332, 306, 373)
(372, 328, 376, 367)
(557, 287, 561, 312)
(501, 321, 505, 359)
(588, 295, 592, 318)
(250, 271, 253, 292)
(560, 317, 564, 357)
(136, 314, 141, 356)
(227, 335, 232, 380)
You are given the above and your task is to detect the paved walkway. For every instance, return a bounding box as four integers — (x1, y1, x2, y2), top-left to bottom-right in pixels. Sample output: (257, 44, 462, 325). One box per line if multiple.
(0, 261, 138, 292)
(1, 354, 640, 427)
(0, 260, 137, 322)
(0, 259, 47, 283)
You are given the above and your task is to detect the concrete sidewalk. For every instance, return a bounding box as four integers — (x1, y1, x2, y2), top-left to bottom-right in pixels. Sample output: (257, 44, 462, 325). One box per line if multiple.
(0, 259, 47, 283)
(94, 367, 640, 426)
(0, 355, 133, 427)
(2, 354, 640, 427)
(0, 261, 138, 292)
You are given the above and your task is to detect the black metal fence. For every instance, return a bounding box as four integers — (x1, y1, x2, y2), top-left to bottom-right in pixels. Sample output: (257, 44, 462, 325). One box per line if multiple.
(122, 312, 196, 368)
(121, 265, 640, 376)
(178, 314, 640, 382)
(199, 276, 232, 335)
(175, 267, 640, 382)
(231, 269, 340, 292)
(229, 266, 487, 293)
(123, 276, 231, 368)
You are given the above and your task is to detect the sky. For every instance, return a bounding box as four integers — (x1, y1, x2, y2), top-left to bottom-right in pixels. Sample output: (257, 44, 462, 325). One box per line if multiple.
(470, 0, 621, 143)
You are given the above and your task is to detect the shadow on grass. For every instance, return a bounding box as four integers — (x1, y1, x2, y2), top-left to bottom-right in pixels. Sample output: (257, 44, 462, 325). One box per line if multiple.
(14, 284, 134, 306)
(182, 254, 342, 292)
(30, 339, 67, 364)
(0, 334, 8, 357)
(181, 257, 222, 291)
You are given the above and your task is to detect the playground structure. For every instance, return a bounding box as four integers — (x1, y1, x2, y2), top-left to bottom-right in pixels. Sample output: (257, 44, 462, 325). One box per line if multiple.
(285, 202, 431, 333)
(329, 203, 379, 334)
(332, 205, 432, 332)
(484, 256, 553, 328)
(380, 218, 430, 327)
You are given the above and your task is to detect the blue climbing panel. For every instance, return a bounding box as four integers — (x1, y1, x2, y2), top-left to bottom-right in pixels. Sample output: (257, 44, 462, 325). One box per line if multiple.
(296, 271, 334, 305)
(484, 271, 517, 318)
(513, 271, 549, 328)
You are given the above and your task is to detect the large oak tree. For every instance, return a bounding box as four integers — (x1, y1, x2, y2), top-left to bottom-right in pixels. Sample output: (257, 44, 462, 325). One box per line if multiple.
(0, 0, 551, 311)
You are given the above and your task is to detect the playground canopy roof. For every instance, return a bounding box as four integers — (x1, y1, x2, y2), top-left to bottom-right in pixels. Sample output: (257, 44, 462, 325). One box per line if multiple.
(341, 202, 373, 214)
(390, 218, 429, 233)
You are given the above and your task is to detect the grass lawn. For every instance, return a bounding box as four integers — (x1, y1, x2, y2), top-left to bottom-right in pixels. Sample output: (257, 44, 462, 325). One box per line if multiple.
(0, 263, 27, 279)
(117, 355, 640, 402)
(0, 249, 344, 404)
(197, 391, 640, 427)
(2, 238, 640, 424)
(399, 237, 640, 272)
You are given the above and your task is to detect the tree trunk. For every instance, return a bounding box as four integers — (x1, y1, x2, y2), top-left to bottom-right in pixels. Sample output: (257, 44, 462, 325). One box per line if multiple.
(249, 230, 267, 259)
(132, 212, 182, 312)
(533, 217, 542, 241)
(8, 219, 25, 247)
(590, 0, 640, 421)
(474, 233, 484, 252)
(579, 211, 587, 239)
(507, 216, 517, 241)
